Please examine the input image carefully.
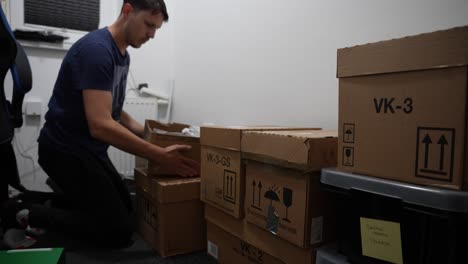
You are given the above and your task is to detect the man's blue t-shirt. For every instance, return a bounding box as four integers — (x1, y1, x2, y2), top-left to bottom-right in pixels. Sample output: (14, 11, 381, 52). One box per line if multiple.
(39, 28, 130, 158)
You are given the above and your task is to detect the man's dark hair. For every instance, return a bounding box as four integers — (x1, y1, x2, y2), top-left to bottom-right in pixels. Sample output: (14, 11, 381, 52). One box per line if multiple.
(124, 0, 169, 22)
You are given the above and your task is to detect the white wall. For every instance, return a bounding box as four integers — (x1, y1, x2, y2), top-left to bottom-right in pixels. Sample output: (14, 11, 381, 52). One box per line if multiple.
(4, 48, 67, 191)
(171, 0, 468, 129)
(5, 0, 468, 190)
(126, 1, 176, 102)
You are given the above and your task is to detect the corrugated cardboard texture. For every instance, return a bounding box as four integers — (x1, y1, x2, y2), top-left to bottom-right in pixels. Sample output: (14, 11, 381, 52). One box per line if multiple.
(200, 126, 322, 219)
(241, 130, 338, 170)
(152, 177, 201, 204)
(136, 120, 190, 172)
(200, 126, 319, 150)
(204, 205, 316, 264)
(135, 167, 150, 193)
(200, 147, 244, 219)
(245, 160, 332, 248)
(338, 26, 468, 77)
(207, 221, 284, 264)
(201, 126, 244, 150)
(144, 120, 200, 177)
(136, 188, 206, 257)
(135, 168, 201, 203)
(157, 201, 206, 256)
(145, 120, 190, 133)
(337, 26, 468, 190)
(338, 66, 468, 189)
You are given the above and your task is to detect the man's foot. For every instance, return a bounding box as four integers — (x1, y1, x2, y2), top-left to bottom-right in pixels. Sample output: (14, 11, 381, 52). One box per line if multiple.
(25, 226, 46, 237)
(0, 202, 46, 237)
(16, 209, 46, 237)
(16, 209, 29, 229)
(3, 229, 37, 249)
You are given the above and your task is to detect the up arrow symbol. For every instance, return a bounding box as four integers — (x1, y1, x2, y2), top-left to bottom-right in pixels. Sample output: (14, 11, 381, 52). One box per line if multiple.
(438, 135, 448, 171)
(422, 134, 432, 169)
(252, 180, 256, 204)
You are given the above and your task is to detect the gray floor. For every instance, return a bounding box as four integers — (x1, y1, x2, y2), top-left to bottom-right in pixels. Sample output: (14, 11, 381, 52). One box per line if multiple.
(65, 233, 216, 264)
(2, 181, 217, 263)
(0, 231, 216, 264)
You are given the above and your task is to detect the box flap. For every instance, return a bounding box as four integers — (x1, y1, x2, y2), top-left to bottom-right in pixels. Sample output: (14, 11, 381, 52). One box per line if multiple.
(144, 120, 197, 142)
(150, 133, 200, 143)
(152, 177, 201, 204)
(145, 120, 190, 133)
(337, 26, 468, 78)
(143, 120, 200, 176)
(242, 130, 338, 170)
(200, 126, 243, 150)
(201, 126, 320, 150)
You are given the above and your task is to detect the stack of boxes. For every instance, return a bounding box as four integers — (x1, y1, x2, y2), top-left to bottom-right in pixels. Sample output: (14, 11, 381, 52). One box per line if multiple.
(317, 26, 468, 264)
(134, 26, 468, 264)
(134, 120, 205, 257)
(200, 126, 339, 263)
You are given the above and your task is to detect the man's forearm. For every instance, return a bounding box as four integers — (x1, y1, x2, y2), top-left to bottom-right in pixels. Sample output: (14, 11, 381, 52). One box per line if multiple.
(92, 117, 165, 163)
(120, 110, 144, 137)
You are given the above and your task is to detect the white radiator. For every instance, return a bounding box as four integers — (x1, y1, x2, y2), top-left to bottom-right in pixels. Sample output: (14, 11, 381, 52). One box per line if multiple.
(108, 97, 158, 177)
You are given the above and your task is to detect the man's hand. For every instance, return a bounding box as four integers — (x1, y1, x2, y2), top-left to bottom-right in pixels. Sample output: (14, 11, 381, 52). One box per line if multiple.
(159, 144, 199, 177)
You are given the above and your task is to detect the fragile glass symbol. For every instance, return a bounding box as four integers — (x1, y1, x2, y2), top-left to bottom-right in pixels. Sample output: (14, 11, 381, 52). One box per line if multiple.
(345, 148, 352, 163)
(282, 187, 293, 223)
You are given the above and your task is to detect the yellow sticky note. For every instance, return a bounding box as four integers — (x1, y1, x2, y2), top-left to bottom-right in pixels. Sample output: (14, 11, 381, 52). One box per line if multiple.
(360, 217, 403, 264)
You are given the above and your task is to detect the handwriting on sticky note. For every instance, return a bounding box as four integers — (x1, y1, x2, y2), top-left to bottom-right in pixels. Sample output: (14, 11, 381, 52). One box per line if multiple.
(360, 217, 403, 264)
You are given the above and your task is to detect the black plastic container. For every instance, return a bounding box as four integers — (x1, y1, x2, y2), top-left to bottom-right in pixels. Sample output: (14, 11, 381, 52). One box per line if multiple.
(316, 244, 350, 264)
(321, 168, 468, 264)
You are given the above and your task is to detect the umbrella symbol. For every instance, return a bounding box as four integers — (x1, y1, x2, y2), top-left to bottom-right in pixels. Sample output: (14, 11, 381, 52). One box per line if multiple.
(345, 128, 353, 141)
(264, 190, 280, 206)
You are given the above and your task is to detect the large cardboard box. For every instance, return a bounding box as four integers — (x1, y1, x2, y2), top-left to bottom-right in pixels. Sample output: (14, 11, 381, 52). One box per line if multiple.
(207, 221, 284, 264)
(337, 26, 468, 190)
(241, 130, 338, 170)
(143, 120, 200, 177)
(205, 204, 316, 264)
(244, 161, 335, 249)
(241, 130, 337, 248)
(200, 126, 320, 219)
(135, 168, 206, 257)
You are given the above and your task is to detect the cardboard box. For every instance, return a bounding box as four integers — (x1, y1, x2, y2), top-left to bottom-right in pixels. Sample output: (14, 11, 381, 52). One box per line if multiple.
(207, 221, 284, 264)
(143, 120, 200, 177)
(337, 26, 468, 190)
(244, 161, 335, 248)
(135, 155, 148, 170)
(200, 126, 320, 219)
(135, 165, 150, 192)
(241, 130, 337, 248)
(241, 130, 338, 170)
(204, 204, 316, 264)
(135, 168, 206, 257)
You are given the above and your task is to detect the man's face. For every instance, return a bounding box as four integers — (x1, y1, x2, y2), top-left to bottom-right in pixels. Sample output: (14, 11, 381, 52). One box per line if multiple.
(124, 9, 164, 48)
